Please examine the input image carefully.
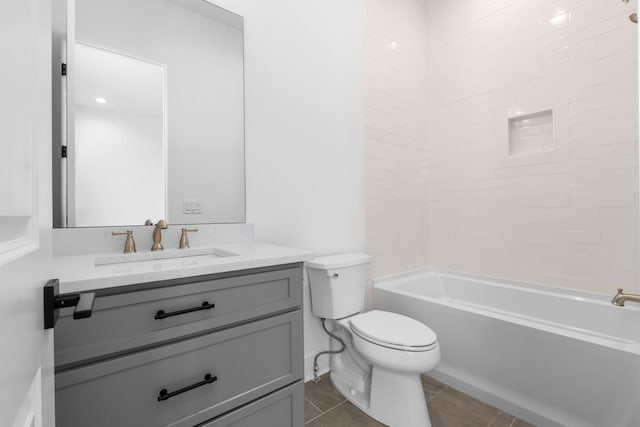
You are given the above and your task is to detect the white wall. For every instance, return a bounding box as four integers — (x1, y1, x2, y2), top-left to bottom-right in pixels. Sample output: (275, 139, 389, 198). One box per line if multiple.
(209, 0, 365, 380)
(363, 0, 639, 296)
(364, 0, 430, 305)
(74, 106, 164, 227)
(425, 0, 639, 294)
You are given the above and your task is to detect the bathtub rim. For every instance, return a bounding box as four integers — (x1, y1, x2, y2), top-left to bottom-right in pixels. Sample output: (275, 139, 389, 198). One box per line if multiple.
(373, 267, 640, 356)
(374, 267, 638, 303)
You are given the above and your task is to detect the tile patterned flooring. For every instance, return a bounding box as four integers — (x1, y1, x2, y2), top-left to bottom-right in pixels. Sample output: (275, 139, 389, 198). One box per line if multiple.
(304, 374, 535, 427)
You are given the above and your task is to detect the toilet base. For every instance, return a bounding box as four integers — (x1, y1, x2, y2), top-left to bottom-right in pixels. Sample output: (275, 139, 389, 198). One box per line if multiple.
(331, 367, 430, 427)
(368, 367, 430, 427)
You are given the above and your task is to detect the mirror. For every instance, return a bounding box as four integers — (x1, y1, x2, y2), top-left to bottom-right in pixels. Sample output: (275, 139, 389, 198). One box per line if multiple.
(53, 0, 245, 228)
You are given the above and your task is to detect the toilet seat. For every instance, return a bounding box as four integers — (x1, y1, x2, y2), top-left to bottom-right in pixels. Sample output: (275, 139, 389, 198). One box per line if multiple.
(349, 310, 437, 352)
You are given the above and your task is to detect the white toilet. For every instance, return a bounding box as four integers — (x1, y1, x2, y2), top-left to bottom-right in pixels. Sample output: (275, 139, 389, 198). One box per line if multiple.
(306, 253, 440, 427)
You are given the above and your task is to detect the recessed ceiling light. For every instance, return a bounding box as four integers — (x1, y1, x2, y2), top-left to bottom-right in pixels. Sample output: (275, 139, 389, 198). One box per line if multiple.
(95, 97, 107, 104)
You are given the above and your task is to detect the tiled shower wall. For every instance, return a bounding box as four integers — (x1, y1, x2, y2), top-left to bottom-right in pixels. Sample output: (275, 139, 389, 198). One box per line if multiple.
(425, 0, 639, 293)
(364, 0, 430, 298)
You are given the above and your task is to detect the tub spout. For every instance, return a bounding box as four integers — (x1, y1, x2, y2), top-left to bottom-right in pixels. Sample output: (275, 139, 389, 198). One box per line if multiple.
(611, 288, 640, 307)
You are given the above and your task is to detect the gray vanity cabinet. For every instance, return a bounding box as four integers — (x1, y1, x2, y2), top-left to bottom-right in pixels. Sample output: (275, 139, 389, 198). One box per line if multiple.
(54, 264, 304, 427)
(200, 383, 303, 427)
(55, 266, 302, 369)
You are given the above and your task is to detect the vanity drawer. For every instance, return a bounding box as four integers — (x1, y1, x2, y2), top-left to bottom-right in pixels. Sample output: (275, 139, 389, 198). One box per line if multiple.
(55, 266, 302, 368)
(55, 311, 303, 427)
(200, 382, 303, 427)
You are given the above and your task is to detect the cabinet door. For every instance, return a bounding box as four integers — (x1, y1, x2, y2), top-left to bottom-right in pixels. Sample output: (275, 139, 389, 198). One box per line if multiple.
(56, 266, 302, 368)
(200, 382, 303, 427)
(56, 311, 303, 427)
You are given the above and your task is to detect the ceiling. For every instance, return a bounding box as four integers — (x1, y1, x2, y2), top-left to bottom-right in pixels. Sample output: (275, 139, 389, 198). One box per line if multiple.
(74, 42, 164, 118)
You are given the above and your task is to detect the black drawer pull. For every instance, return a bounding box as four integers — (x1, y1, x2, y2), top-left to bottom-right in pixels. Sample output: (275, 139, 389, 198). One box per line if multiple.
(157, 373, 217, 402)
(154, 301, 215, 320)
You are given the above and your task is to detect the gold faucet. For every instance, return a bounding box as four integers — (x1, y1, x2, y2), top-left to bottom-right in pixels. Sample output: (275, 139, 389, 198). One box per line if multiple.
(611, 288, 640, 306)
(151, 220, 168, 251)
(112, 230, 136, 254)
(179, 228, 199, 249)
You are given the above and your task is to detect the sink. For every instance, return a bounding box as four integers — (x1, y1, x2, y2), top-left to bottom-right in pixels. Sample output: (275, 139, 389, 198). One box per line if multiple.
(95, 247, 238, 266)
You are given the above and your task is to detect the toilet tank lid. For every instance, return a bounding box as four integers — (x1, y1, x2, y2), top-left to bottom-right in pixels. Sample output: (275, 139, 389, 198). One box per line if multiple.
(305, 253, 371, 270)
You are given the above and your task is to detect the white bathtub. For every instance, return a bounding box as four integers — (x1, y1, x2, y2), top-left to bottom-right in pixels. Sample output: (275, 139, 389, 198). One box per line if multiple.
(374, 269, 640, 427)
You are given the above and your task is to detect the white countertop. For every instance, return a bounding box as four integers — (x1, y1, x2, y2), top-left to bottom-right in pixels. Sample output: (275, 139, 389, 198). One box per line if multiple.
(54, 242, 315, 294)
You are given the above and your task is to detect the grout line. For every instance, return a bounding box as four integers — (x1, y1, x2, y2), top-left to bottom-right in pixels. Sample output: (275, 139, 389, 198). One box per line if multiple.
(305, 412, 324, 425)
(305, 414, 321, 425)
(321, 399, 348, 415)
(487, 411, 502, 427)
(428, 384, 448, 402)
(305, 397, 323, 414)
(305, 401, 347, 425)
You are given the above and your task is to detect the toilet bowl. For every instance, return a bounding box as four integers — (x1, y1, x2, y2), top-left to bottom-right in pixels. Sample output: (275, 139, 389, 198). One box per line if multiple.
(349, 310, 440, 374)
(306, 254, 441, 427)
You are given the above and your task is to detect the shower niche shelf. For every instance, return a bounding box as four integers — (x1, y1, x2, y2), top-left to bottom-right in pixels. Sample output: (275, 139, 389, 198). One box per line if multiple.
(508, 109, 554, 156)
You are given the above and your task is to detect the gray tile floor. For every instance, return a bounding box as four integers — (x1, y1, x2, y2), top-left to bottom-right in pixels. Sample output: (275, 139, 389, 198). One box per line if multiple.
(304, 374, 535, 427)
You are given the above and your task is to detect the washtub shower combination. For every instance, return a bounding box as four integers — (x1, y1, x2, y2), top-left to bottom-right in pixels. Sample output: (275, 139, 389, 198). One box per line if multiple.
(374, 269, 640, 427)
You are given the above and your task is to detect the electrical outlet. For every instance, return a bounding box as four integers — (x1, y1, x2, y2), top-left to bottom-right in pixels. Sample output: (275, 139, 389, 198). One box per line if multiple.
(183, 199, 203, 214)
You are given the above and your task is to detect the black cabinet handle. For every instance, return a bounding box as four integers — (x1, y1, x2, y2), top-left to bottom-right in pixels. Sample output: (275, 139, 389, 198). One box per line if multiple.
(157, 373, 217, 402)
(154, 301, 215, 320)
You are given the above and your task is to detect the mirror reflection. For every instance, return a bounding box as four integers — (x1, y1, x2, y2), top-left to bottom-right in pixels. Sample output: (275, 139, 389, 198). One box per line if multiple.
(54, 0, 245, 228)
(73, 43, 165, 227)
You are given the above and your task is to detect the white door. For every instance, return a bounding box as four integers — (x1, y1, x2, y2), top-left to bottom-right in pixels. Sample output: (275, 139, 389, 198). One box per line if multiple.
(0, 0, 55, 426)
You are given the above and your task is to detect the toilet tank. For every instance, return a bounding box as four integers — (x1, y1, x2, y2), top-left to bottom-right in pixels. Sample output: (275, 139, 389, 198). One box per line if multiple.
(305, 253, 372, 319)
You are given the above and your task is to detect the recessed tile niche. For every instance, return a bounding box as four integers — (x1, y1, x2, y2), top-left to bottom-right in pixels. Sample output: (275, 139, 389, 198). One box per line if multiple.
(508, 109, 554, 156)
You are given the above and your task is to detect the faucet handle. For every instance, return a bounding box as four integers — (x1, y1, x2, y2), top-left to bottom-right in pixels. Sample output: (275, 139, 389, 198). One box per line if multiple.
(112, 230, 137, 254)
(179, 228, 199, 249)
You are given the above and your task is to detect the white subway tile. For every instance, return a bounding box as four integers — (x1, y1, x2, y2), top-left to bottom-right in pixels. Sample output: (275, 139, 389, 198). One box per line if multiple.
(365, 0, 638, 296)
